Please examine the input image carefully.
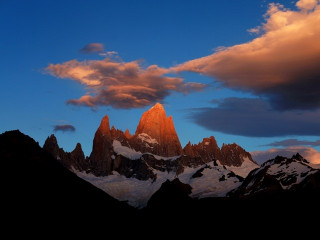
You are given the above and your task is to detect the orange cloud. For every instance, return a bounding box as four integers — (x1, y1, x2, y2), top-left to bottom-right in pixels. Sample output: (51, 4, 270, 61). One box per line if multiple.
(296, 0, 319, 10)
(47, 58, 206, 109)
(172, 0, 320, 110)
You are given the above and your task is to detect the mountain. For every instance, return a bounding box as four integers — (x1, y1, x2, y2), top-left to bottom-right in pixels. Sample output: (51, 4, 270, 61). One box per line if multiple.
(42, 103, 259, 208)
(183, 136, 221, 162)
(229, 153, 320, 199)
(1, 130, 136, 225)
(3, 127, 320, 232)
(183, 137, 256, 170)
(89, 115, 115, 176)
(130, 102, 183, 157)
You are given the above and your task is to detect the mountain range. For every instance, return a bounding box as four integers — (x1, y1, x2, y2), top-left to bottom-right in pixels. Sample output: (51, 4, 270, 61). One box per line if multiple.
(43, 103, 259, 208)
(2, 103, 320, 230)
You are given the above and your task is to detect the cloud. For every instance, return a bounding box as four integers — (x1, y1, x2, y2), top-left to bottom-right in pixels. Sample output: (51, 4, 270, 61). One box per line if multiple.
(53, 124, 76, 132)
(296, 0, 319, 10)
(189, 97, 320, 137)
(99, 51, 118, 57)
(172, 0, 320, 110)
(47, 58, 206, 109)
(80, 43, 104, 54)
(264, 139, 320, 147)
(251, 146, 320, 165)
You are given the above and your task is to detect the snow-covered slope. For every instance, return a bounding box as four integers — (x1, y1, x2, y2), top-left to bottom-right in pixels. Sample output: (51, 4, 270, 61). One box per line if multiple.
(179, 162, 243, 198)
(75, 159, 245, 208)
(230, 153, 319, 197)
(76, 169, 176, 208)
(218, 157, 259, 178)
(72, 136, 259, 208)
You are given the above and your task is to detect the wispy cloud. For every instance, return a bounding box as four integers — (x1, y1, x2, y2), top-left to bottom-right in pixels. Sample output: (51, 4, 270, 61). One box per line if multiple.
(251, 146, 320, 165)
(99, 51, 118, 57)
(46, 58, 206, 109)
(53, 124, 76, 132)
(264, 139, 320, 147)
(189, 97, 320, 137)
(80, 43, 104, 54)
(172, 0, 320, 110)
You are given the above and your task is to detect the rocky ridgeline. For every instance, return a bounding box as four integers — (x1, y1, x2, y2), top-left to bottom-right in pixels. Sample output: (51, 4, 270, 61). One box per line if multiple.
(229, 153, 320, 198)
(43, 134, 88, 171)
(44, 103, 257, 179)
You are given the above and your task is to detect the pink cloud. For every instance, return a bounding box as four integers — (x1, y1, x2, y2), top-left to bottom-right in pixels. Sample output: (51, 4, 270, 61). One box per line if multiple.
(172, 0, 320, 110)
(47, 57, 206, 109)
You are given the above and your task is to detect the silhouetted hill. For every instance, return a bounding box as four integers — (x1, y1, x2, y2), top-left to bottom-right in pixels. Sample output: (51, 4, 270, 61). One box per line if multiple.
(1, 130, 136, 229)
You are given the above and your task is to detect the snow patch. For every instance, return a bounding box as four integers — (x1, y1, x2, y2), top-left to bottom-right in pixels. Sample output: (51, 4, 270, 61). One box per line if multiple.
(113, 140, 180, 161)
(218, 157, 259, 178)
(75, 169, 176, 208)
(75, 161, 243, 208)
(113, 140, 142, 160)
(179, 165, 242, 198)
(137, 133, 158, 145)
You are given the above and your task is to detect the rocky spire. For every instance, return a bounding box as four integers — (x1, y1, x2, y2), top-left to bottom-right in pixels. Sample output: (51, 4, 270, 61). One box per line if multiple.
(71, 143, 85, 163)
(89, 115, 114, 176)
(124, 129, 132, 139)
(43, 134, 61, 159)
(130, 103, 183, 157)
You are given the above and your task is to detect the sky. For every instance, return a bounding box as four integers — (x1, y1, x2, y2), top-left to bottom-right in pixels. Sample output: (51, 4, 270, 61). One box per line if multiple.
(1, 0, 320, 164)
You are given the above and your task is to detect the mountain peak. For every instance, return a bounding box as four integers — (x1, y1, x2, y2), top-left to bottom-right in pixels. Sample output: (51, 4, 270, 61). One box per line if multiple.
(124, 129, 132, 139)
(97, 115, 111, 137)
(151, 102, 165, 111)
(131, 102, 182, 157)
(43, 134, 60, 159)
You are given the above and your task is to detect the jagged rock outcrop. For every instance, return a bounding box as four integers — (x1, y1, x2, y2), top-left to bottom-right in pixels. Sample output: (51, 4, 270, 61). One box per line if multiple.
(69, 143, 88, 170)
(183, 137, 256, 168)
(89, 115, 114, 176)
(130, 103, 183, 157)
(43, 134, 64, 160)
(220, 143, 255, 167)
(43, 134, 88, 171)
(124, 129, 132, 139)
(183, 136, 222, 163)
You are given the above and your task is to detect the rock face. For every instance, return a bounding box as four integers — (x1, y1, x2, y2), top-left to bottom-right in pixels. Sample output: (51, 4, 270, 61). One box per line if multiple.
(130, 103, 183, 157)
(43, 134, 62, 159)
(183, 136, 221, 163)
(69, 143, 87, 170)
(183, 137, 256, 167)
(89, 115, 114, 176)
(220, 143, 254, 167)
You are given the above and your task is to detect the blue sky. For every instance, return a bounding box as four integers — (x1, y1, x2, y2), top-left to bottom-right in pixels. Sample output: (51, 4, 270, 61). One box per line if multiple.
(1, 0, 320, 163)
